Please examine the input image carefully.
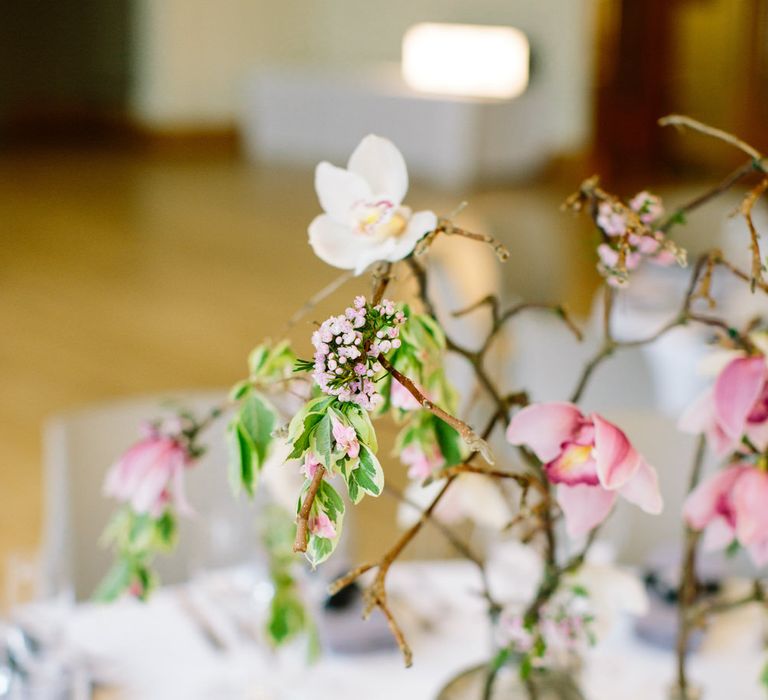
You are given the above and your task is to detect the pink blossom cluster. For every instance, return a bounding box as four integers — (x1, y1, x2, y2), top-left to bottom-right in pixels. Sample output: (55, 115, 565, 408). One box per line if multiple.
(103, 421, 193, 518)
(498, 604, 592, 662)
(400, 443, 445, 480)
(595, 191, 678, 286)
(311, 295, 405, 410)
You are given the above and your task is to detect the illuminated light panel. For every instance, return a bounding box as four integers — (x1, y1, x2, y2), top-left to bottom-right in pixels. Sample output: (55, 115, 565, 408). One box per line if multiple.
(402, 23, 530, 100)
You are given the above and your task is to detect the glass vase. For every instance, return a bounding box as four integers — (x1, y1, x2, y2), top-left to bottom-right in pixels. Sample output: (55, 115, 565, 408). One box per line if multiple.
(437, 658, 586, 700)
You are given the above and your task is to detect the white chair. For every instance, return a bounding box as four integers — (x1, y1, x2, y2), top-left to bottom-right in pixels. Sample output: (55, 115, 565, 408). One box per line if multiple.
(41, 391, 266, 601)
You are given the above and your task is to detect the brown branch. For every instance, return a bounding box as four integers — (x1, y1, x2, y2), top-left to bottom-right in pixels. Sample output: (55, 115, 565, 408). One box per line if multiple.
(453, 296, 583, 344)
(293, 466, 326, 553)
(659, 114, 764, 163)
(660, 160, 758, 232)
(379, 355, 495, 464)
(739, 177, 768, 292)
(282, 270, 354, 333)
(714, 252, 768, 294)
(441, 462, 547, 496)
(416, 218, 510, 262)
(328, 477, 456, 666)
(676, 436, 707, 697)
(383, 482, 501, 612)
(371, 261, 393, 305)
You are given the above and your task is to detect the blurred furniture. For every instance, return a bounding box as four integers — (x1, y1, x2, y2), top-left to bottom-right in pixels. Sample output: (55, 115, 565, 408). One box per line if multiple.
(240, 64, 553, 189)
(41, 391, 263, 601)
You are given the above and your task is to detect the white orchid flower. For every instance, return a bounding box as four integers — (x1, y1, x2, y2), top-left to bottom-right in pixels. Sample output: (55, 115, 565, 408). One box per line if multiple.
(308, 135, 438, 275)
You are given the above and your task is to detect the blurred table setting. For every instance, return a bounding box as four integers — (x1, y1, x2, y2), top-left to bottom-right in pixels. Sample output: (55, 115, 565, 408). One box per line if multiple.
(3, 557, 767, 700)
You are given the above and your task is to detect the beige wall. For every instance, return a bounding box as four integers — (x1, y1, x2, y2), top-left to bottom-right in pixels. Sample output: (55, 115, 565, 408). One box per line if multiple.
(130, 0, 597, 152)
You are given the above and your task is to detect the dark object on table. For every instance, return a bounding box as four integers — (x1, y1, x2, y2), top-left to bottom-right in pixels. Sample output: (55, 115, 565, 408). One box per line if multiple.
(318, 582, 398, 654)
(634, 546, 721, 650)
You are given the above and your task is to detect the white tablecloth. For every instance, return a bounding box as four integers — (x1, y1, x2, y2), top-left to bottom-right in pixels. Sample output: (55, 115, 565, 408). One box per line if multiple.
(17, 561, 767, 699)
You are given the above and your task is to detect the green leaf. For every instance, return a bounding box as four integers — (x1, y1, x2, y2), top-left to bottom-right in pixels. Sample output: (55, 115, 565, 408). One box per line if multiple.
(314, 413, 332, 468)
(228, 380, 251, 401)
(416, 314, 446, 350)
(238, 393, 276, 467)
(316, 480, 345, 522)
(433, 416, 463, 467)
(227, 421, 254, 497)
(356, 445, 384, 497)
(248, 345, 271, 376)
(293, 359, 315, 373)
(343, 404, 378, 451)
(759, 659, 768, 690)
(306, 535, 334, 568)
(268, 593, 307, 645)
(93, 559, 133, 602)
(154, 511, 177, 550)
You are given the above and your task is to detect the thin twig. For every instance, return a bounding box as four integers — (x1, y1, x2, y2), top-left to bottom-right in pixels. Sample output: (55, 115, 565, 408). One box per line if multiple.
(328, 477, 456, 666)
(659, 160, 758, 232)
(379, 355, 495, 464)
(738, 177, 768, 291)
(371, 261, 393, 305)
(416, 218, 510, 262)
(675, 436, 706, 696)
(282, 271, 354, 333)
(658, 114, 764, 162)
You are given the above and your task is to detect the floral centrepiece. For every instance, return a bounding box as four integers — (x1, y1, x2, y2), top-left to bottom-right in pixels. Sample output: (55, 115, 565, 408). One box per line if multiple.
(96, 116, 768, 698)
(506, 402, 662, 537)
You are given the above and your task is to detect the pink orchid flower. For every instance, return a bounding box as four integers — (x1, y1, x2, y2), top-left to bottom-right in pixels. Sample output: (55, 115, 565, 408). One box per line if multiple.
(390, 378, 422, 411)
(331, 416, 360, 459)
(104, 435, 192, 518)
(309, 512, 337, 540)
(679, 355, 768, 457)
(684, 464, 768, 566)
(400, 443, 445, 480)
(506, 403, 662, 538)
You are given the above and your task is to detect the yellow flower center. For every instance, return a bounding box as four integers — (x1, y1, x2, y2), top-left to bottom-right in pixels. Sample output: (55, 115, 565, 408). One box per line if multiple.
(354, 201, 408, 240)
(559, 444, 594, 472)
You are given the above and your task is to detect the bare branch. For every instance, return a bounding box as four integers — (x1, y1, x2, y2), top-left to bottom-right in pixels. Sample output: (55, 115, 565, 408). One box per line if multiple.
(378, 355, 495, 464)
(659, 114, 764, 162)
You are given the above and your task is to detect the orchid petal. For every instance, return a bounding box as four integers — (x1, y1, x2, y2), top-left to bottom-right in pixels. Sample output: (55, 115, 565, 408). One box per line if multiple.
(678, 388, 716, 435)
(506, 402, 583, 463)
(701, 517, 736, 552)
(617, 459, 662, 514)
(746, 419, 768, 453)
(314, 162, 371, 223)
(683, 466, 744, 530)
(713, 356, 767, 441)
(384, 210, 437, 262)
(347, 135, 408, 205)
(545, 445, 599, 486)
(592, 414, 640, 490)
(308, 214, 375, 271)
(746, 539, 768, 567)
(732, 468, 768, 546)
(171, 462, 194, 517)
(556, 484, 616, 538)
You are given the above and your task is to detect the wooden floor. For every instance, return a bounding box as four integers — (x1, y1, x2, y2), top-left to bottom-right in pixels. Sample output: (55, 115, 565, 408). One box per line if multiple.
(0, 142, 601, 606)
